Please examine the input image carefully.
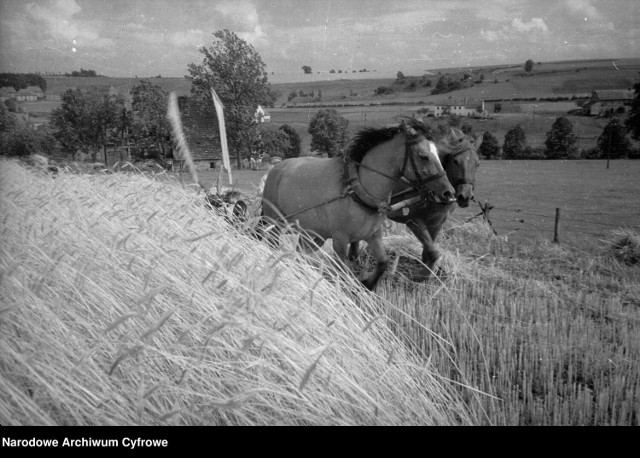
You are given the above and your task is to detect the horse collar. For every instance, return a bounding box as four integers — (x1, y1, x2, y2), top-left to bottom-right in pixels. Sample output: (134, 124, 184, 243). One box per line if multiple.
(343, 159, 390, 213)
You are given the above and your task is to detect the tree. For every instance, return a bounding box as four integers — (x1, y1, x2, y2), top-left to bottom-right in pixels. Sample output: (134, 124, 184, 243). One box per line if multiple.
(308, 109, 349, 157)
(278, 124, 302, 159)
(302, 65, 312, 74)
(188, 29, 277, 168)
(0, 73, 47, 92)
(50, 88, 120, 161)
(0, 105, 57, 157)
(396, 71, 406, 84)
(598, 118, 633, 159)
(503, 124, 527, 159)
(524, 59, 534, 73)
(253, 126, 290, 159)
(478, 131, 501, 159)
(545, 116, 578, 159)
(130, 80, 171, 158)
(625, 73, 640, 140)
(4, 98, 17, 113)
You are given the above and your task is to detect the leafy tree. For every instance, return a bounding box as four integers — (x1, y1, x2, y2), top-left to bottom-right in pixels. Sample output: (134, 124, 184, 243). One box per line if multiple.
(625, 73, 640, 140)
(130, 80, 171, 158)
(0, 106, 58, 157)
(308, 109, 349, 157)
(278, 124, 302, 159)
(503, 124, 527, 159)
(598, 118, 633, 159)
(396, 71, 406, 84)
(525, 59, 534, 73)
(374, 86, 393, 96)
(188, 29, 277, 168)
(302, 65, 312, 74)
(545, 116, 578, 159)
(4, 98, 17, 113)
(50, 88, 120, 161)
(253, 126, 289, 159)
(478, 131, 501, 159)
(0, 73, 47, 92)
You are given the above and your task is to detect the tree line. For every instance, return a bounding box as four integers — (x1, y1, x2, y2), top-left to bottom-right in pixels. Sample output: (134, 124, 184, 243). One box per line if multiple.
(0, 73, 47, 92)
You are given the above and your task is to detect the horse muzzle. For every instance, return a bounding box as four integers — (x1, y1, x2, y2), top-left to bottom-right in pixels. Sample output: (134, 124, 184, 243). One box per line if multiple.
(455, 184, 474, 208)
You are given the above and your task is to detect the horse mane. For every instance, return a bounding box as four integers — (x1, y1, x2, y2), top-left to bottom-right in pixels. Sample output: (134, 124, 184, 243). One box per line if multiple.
(346, 118, 430, 163)
(437, 127, 472, 154)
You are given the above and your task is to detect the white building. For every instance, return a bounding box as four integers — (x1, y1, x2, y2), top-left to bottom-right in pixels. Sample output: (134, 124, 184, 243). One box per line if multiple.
(255, 105, 271, 123)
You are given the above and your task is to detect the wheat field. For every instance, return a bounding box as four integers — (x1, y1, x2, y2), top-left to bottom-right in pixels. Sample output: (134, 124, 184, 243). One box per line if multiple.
(2, 159, 639, 425)
(0, 159, 472, 426)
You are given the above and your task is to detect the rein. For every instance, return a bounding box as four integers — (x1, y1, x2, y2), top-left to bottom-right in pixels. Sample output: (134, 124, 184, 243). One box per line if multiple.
(346, 134, 445, 212)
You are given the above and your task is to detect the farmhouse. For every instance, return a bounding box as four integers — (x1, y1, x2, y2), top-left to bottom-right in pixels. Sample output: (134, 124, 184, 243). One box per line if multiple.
(255, 105, 271, 123)
(16, 86, 44, 101)
(585, 89, 633, 116)
(421, 99, 488, 118)
(45, 89, 63, 100)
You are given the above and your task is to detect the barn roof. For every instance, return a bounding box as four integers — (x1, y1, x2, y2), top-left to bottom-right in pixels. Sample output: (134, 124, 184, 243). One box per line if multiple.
(593, 90, 633, 101)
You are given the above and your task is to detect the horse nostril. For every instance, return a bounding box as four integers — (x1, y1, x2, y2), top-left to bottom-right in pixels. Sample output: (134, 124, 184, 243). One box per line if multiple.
(443, 190, 455, 201)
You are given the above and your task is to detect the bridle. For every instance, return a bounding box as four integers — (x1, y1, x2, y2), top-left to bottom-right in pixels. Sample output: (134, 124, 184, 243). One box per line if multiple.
(350, 132, 446, 197)
(442, 144, 479, 189)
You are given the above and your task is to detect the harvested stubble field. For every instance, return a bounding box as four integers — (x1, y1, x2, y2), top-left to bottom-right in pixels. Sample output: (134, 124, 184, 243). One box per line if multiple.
(1, 159, 639, 425)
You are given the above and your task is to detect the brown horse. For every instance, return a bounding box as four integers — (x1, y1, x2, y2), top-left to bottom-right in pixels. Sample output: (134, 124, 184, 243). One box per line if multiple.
(261, 120, 455, 290)
(348, 128, 483, 281)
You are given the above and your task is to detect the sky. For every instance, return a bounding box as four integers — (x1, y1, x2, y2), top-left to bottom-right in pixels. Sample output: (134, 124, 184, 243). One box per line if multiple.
(0, 0, 639, 83)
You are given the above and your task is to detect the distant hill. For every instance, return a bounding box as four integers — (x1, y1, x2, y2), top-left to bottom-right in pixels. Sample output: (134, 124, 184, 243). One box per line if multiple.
(35, 57, 639, 109)
(271, 57, 640, 107)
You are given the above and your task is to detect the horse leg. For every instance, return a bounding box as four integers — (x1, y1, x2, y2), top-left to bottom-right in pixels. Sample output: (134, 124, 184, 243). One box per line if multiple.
(347, 241, 360, 262)
(407, 219, 440, 281)
(360, 230, 389, 291)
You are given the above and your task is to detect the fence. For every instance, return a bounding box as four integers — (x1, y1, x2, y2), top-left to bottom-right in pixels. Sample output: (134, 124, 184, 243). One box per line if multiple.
(464, 199, 640, 249)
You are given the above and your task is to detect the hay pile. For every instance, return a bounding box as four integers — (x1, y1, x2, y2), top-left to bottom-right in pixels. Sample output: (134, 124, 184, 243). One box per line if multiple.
(0, 159, 471, 425)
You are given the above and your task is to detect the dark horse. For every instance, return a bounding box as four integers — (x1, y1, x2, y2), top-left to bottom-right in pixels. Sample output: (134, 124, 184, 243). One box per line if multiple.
(261, 120, 455, 290)
(348, 128, 483, 281)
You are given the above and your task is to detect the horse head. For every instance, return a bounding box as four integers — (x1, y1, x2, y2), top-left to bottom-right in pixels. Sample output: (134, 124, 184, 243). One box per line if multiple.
(438, 128, 483, 208)
(399, 120, 456, 204)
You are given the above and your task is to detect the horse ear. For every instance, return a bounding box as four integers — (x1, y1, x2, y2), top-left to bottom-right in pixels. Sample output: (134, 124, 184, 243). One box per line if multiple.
(474, 131, 485, 148)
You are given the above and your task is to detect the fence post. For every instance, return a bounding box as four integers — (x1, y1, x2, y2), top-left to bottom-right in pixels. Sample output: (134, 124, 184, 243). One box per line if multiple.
(553, 207, 560, 243)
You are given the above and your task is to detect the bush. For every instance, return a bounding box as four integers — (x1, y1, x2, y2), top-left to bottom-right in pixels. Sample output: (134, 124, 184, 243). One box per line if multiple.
(374, 86, 394, 96)
(581, 147, 603, 159)
(606, 229, 640, 265)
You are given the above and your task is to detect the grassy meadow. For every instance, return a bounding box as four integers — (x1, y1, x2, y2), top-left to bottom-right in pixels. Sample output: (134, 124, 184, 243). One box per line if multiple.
(1, 158, 639, 425)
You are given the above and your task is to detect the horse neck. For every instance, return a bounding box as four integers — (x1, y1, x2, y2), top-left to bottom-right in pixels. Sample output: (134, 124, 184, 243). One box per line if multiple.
(358, 134, 405, 199)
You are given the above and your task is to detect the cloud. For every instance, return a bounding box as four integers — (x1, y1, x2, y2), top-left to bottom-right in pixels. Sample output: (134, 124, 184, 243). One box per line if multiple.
(215, 0, 260, 31)
(169, 29, 207, 48)
(564, 0, 602, 20)
(481, 29, 508, 42)
(510, 18, 549, 33)
(25, 0, 113, 49)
